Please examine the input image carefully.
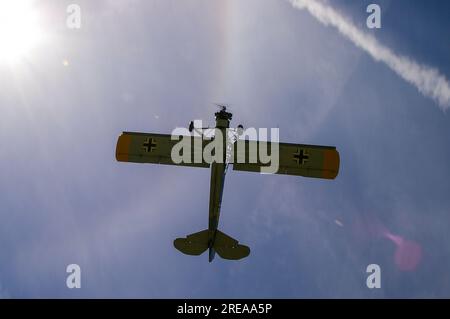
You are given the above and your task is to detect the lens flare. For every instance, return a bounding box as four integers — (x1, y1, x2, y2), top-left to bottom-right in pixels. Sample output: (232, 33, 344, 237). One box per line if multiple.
(383, 231, 422, 271)
(354, 215, 423, 271)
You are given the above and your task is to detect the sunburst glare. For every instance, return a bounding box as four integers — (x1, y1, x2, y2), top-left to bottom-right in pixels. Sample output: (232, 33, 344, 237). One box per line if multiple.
(0, 1, 44, 65)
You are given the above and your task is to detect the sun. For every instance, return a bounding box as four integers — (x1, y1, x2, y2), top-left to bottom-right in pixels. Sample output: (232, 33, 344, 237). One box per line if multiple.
(0, 1, 44, 64)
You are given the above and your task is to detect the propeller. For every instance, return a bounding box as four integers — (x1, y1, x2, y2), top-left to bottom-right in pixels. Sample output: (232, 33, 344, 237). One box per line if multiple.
(213, 103, 231, 112)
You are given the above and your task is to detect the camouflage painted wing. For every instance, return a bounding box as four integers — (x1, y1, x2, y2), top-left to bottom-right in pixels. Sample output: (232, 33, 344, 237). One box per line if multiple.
(116, 132, 211, 168)
(232, 140, 340, 179)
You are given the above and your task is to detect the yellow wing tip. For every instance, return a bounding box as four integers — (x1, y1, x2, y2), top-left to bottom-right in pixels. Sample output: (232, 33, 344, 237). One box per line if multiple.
(322, 149, 340, 179)
(115, 133, 131, 162)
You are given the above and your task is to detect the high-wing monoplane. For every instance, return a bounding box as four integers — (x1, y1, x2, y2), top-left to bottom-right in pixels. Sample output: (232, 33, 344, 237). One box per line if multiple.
(116, 107, 339, 262)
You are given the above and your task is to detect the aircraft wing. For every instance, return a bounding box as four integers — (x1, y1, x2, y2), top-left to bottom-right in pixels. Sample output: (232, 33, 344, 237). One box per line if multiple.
(116, 131, 211, 168)
(232, 140, 340, 179)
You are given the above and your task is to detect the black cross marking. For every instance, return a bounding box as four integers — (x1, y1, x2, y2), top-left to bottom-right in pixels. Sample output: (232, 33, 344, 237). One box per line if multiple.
(142, 137, 157, 152)
(293, 148, 309, 165)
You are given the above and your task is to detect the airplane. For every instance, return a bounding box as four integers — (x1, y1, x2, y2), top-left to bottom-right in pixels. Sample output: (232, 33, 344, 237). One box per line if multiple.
(115, 107, 340, 262)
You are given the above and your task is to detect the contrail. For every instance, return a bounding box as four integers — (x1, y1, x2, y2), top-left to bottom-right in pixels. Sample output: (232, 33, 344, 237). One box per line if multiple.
(288, 0, 450, 111)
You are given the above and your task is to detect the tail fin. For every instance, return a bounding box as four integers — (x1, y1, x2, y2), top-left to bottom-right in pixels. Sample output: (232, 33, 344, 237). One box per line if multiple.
(214, 230, 250, 260)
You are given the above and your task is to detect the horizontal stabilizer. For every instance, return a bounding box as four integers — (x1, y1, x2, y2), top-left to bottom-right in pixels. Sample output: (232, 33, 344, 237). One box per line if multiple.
(173, 229, 209, 256)
(214, 230, 250, 260)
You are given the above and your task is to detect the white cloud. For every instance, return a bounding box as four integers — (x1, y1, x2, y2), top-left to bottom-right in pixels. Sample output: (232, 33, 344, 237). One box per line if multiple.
(288, 0, 450, 111)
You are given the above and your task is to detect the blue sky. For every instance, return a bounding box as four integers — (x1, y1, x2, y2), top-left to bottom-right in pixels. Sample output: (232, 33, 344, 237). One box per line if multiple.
(1, 0, 450, 298)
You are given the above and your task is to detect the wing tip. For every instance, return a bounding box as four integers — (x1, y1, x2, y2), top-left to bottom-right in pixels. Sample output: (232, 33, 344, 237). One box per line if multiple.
(322, 149, 340, 179)
(115, 133, 131, 162)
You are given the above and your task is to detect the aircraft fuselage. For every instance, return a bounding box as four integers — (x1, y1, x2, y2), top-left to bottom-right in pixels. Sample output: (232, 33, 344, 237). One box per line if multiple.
(207, 110, 232, 262)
